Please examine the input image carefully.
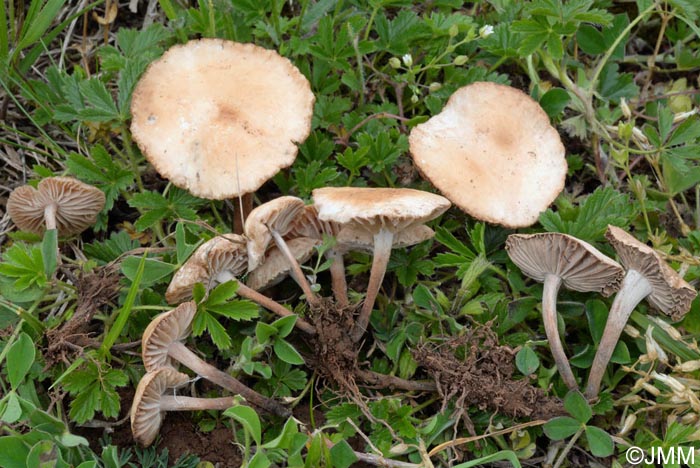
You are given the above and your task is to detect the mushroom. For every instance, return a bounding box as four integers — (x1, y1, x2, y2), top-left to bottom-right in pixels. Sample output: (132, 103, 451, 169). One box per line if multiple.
(130, 39, 314, 232)
(7, 177, 105, 235)
(245, 196, 319, 306)
(505, 233, 624, 390)
(408, 82, 566, 228)
(585, 226, 697, 398)
(247, 237, 318, 291)
(165, 234, 315, 334)
(142, 301, 291, 417)
(312, 187, 450, 342)
(131, 367, 241, 446)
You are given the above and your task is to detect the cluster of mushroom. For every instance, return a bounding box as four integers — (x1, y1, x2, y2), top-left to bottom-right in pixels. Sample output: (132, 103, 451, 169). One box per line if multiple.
(506, 227, 697, 399)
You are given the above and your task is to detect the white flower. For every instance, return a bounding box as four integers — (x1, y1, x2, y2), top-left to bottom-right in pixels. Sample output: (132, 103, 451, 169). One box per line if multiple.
(479, 24, 494, 38)
(402, 54, 413, 67)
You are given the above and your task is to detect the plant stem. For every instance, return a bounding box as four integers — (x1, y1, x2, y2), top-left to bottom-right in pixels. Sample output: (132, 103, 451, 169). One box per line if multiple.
(553, 427, 584, 468)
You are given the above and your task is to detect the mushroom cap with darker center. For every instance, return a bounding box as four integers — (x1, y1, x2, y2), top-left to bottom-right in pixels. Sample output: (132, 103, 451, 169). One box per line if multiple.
(142, 302, 197, 371)
(130, 367, 190, 447)
(7, 177, 105, 235)
(130, 39, 314, 199)
(506, 233, 624, 295)
(312, 187, 451, 234)
(166, 234, 247, 304)
(409, 82, 567, 228)
(605, 226, 697, 321)
(245, 196, 306, 270)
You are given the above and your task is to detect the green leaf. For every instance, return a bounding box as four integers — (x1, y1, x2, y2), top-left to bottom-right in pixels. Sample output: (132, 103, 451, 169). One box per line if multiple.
(208, 300, 259, 321)
(271, 315, 298, 338)
(564, 391, 592, 424)
(255, 322, 278, 344)
(586, 299, 609, 345)
(263, 418, 299, 449)
(539, 88, 571, 119)
(248, 451, 271, 468)
(7, 332, 35, 389)
(194, 310, 232, 350)
(274, 339, 305, 365)
(329, 440, 358, 468)
(41, 229, 57, 278)
(585, 426, 614, 457)
(453, 450, 523, 468)
(515, 346, 540, 376)
(69, 383, 100, 423)
(121, 256, 175, 286)
(224, 406, 261, 445)
(0, 436, 31, 468)
(206, 280, 239, 305)
(543, 416, 582, 440)
(1, 393, 23, 423)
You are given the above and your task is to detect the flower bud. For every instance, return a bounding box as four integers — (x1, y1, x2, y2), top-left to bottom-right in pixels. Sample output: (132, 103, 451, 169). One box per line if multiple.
(479, 24, 494, 38)
(429, 82, 442, 92)
(402, 54, 413, 67)
(389, 57, 401, 69)
(449, 24, 459, 38)
(453, 55, 468, 66)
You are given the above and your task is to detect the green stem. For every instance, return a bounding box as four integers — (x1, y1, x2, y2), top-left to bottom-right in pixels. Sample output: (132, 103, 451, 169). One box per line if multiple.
(553, 427, 584, 468)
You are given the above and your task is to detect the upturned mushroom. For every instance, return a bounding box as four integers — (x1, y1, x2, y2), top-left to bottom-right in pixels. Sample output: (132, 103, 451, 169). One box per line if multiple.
(247, 237, 318, 292)
(506, 233, 624, 390)
(131, 367, 241, 446)
(165, 234, 314, 334)
(7, 177, 105, 235)
(312, 187, 450, 342)
(142, 302, 291, 417)
(585, 226, 697, 398)
(409, 81, 566, 228)
(130, 38, 314, 232)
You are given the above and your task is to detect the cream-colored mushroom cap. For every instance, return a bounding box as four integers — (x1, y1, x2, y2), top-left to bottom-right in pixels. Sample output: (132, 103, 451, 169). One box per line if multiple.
(142, 302, 197, 371)
(247, 237, 318, 291)
(7, 177, 105, 235)
(130, 39, 314, 199)
(165, 234, 247, 304)
(130, 367, 190, 447)
(506, 233, 624, 296)
(245, 196, 306, 270)
(409, 82, 567, 228)
(312, 187, 450, 232)
(606, 226, 697, 321)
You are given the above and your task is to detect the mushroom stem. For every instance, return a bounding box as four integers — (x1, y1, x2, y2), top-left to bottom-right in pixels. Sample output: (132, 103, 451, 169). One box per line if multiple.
(159, 395, 237, 411)
(542, 274, 578, 390)
(166, 341, 291, 417)
(236, 281, 316, 335)
(233, 193, 254, 235)
(585, 269, 653, 398)
(328, 250, 349, 308)
(270, 229, 320, 306)
(351, 229, 394, 343)
(44, 203, 57, 231)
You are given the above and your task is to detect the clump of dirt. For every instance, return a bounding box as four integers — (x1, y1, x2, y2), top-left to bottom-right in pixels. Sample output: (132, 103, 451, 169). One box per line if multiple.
(413, 321, 564, 423)
(45, 263, 121, 366)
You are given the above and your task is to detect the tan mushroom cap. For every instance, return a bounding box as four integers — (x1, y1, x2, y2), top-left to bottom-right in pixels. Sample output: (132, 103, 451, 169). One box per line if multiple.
(287, 205, 340, 240)
(606, 226, 697, 321)
(312, 187, 450, 232)
(245, 196, 306, 271)
(142, 302, 197, 371)
(409, 82, 567, 228)
(166, 234, 247, 304)
(337, 224, 436, 253)
(131, 367, 190, 447)
(130, 39, 314, 199)
(506, 233, 624, 296)
(247, 237, 318, 291)
(7, 177, 105, 235)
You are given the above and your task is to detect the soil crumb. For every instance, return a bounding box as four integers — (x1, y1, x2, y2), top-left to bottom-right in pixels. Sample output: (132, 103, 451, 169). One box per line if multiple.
(413, 321, 564, 422)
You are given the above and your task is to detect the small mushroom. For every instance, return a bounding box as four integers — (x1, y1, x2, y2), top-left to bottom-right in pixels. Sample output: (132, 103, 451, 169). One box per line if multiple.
(165, 234, 314, 334)
(247, 237, 318, 291)
(142, 302, 291, 417)
(7, 177, 105, 235)
(313, 187, 450, 342)
(131, 367, 240, 446)
(409, 82, 566, 228)
(585, 226, 697, 398)
(506, 233, 624, 390)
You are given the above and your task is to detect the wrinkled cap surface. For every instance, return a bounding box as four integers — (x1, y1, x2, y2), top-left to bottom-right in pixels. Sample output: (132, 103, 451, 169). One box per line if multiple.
(312, 187, 450, 234)
(409, 82, 566, 228)
(506, 232, 624, 296)
(142, 302, 197, 371)
(606, 226, 697, 321)
(337, 224, 435, 254)
(130, 39, 314, 199)
(166, 234, 247, 304)
(7, 177, 105, 235)
(247, 237, 318, 291)
(131, 367, 190, 446)
(245, 196, 306, 271)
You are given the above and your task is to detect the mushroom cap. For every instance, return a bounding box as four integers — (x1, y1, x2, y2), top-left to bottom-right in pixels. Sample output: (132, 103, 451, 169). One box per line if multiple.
(505, 232, 624, 296)
(247, 237, 318, 291)
(142, 302, 197, 372)
(287, 205, 341, 240)
(605, 226, 697, 321)
(7, 177, 105, 235)
(408, 82, 567, 228)
(312, 187, 450, 234)
(166, 234, 247, 304)
(131, 367, 190, 447)
(336, 224, 436, 254)
(245, 196, 306, 271)
(130, 39, 314, 199)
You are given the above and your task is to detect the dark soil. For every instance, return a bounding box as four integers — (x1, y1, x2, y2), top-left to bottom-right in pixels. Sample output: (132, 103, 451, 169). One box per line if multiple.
(413, 321, 565, 424)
